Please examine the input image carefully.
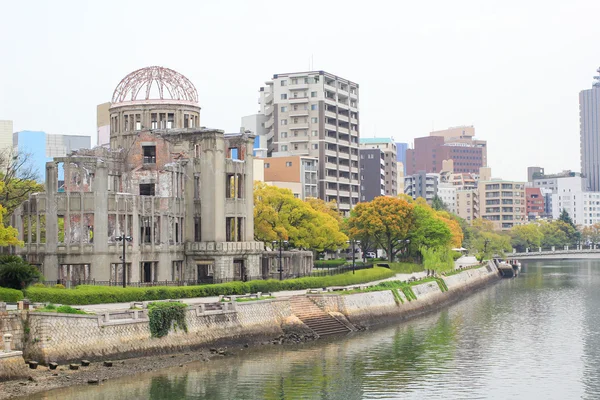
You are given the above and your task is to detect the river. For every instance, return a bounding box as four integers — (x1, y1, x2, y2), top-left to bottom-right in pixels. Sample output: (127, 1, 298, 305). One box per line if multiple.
(24, 260, 600, 399)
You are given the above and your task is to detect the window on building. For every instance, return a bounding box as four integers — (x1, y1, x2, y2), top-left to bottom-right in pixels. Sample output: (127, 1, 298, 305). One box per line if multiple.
(281, 94, 287, 100)
(281, 106, 287, 112)
(312, 144, 318, 150)
(281, 80, 287, 86)
(139, 183, 155, 196)
(264, 163, 270, 168)
(281, 119, 287, 125)
(291, 78, 298, 84)
(286, 161, 292, 167)
(281, 132, 288, 138)
(281, 145, 288, 151)
(311, 91, 317, 98)
(142, 145, 156, 164)
(312, 130, 318, 137)
(311, 117, 318, 123)
(311, 104, 317, 110)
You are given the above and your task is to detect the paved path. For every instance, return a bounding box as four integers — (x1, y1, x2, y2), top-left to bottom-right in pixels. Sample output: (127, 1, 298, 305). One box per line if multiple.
(79, 270, 428, 313)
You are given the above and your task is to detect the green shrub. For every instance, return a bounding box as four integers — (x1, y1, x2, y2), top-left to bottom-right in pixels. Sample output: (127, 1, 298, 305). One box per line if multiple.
(55, 305, 88, 314)
(44, 303, 56, 310)
(32, 283, 45, 288)
(53, 284, 66, 289)
(0, 256, 43, 289)
(314, 259, 347, 268)
(148, 302, 188, 338)
(451, 251, 463, 261)
(24, 267, 396, 305)
(0, 287, 24, 302)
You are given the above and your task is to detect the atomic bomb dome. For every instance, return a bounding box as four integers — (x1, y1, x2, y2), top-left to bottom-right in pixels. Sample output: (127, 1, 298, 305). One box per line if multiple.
(111, 66, 199, 105)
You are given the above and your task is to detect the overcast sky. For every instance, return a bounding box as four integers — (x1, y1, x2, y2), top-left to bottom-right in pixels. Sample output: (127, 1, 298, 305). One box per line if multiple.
(1, 0, 598, 181)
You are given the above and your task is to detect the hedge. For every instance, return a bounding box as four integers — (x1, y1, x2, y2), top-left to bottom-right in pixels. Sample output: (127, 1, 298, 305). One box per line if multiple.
(0, 287, 24, 302)
(314, 259, 347, 268)
(24, 267, 396, 305)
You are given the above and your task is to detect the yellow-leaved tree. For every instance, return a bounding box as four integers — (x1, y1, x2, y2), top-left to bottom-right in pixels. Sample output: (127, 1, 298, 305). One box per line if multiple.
(0, 180, 22, 246)
(253, 183, 347, 251)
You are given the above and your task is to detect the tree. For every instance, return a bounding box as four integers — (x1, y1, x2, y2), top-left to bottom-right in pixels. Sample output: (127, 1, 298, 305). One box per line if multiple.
(0, 255, 42, 289)
(581, 223, 600, 246)
(539, 220, 569, 248)
(431, 195, 447, 211)
(0, 193, 22, 247)
(510, 224, 543, 252)
(253, 183, 347, 251)
(0, 150, 44, 223)
(347, 196, 414, 262)
(471, 231, 511, 261)
(408, 201, 452, 257)
(421, 246, 455, 275)
(559, 209, 575, 227)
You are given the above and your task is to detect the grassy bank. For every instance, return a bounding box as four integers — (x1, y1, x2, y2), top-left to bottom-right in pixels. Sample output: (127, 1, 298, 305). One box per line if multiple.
(443, 264, 485, 277)
(24, 267, 397, 305)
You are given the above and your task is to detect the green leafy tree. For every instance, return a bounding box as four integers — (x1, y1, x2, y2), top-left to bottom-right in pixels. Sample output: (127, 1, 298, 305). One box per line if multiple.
(510, 224, 543, 252)
(431, 195, 448, 211)
(0, 255, 42, 289)
(408, 201, 452, 257)
(581, 223, 600, 246)
(471, 231, 511, 261)
(0, 150, 44, 224)
(539, 220, 569, 248)
(559, 209, 575, 227)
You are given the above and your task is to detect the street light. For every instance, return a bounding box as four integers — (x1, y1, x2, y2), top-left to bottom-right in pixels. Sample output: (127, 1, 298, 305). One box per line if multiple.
(116, 235, 133, 288)
(272, 240, 289, 280)
(346, 239, 361, 274)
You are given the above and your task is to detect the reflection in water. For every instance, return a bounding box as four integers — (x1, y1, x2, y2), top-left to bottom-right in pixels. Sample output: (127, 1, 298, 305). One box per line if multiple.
(29, 260, 600, 399)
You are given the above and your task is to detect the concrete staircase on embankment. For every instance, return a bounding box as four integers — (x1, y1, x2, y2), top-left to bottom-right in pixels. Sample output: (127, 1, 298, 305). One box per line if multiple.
(290, 296, 351, 337)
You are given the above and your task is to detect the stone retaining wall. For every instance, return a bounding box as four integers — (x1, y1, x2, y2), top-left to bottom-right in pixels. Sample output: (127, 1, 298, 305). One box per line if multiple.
(7, 262, 500, 366)
(0, 315, 24, 351)
(0, 353, 28, 382)
(26, 299, 294, 364)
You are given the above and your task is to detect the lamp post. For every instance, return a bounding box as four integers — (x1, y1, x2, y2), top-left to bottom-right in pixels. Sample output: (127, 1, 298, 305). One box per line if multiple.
(346, 239, 361, 274)
(116, 235, 133, 288)
(272, 240, 289, 280)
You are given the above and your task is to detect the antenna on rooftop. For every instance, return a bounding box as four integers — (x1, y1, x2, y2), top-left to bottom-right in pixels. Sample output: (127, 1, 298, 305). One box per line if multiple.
(594, 66, 600, 88)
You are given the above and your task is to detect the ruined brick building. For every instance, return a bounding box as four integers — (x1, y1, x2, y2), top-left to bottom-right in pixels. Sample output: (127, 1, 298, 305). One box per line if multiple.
(10, 67, 312, 284)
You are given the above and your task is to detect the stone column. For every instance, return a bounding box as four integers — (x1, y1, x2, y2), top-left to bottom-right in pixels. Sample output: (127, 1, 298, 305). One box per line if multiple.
(3, 334, 12, 353)
(44, 162, 59, 281)
(92, 161, 110, 281)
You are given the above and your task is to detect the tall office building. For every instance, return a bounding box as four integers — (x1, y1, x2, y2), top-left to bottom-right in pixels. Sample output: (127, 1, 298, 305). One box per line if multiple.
(0, 120, 13, 156)
(359, 138, 397, 196)
(406, 126, 487, 175)
(395, 142, 408, 174)
(258, 71, 360, 215)
(580, 67, 600, 191)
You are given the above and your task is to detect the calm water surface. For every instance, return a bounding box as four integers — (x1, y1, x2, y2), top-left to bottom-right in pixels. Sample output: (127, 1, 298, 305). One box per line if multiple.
(27, 260, 600, 399)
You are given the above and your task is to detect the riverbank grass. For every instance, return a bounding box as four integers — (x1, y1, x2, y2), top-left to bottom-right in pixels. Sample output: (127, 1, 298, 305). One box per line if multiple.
(443, 264, 486, 277)
(24, 266, 398, 305)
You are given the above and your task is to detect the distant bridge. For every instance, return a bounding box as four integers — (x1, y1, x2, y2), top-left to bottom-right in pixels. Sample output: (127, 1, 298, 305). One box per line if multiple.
(512, 248, 600, 260)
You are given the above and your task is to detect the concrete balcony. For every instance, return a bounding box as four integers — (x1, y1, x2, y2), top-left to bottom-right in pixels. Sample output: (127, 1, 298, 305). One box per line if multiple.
(337, 114, 349, 123)
(265, 106, 273, 116)
(289, 124, 309, 130)
(264, 93, 273, 104)
(289, 83, 309, 90)
(325, 122, 337, 131)
(265, 118, 274, 129)
(338, 126, 349, 135)
(325, 149, 337, 157)
(289, 111, 309, 118)
(324, 110, 337, 119)
(338, 164, 350, 172)
(324, 83, 337, 92)
(289, 97, 309, 104)
(339, 190, 350, 197)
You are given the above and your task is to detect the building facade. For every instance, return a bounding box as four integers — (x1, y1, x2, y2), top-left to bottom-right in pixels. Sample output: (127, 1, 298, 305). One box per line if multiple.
(552, 191, 600, 227)
(258, 71, 360, 215)
(395, 142, 408, 174)
(525, 187, 545, 220)
(359, 138, 397, 196)
(527, 166, 544, 182)
(359, 148, 385, 202)
(262, 155, 318, 199)
(241, 114, 268, 158)
(437, 184, 457, 214)
(404, 172, 439, 203)
(580, 68, 600, 191)
(479, 180, 527, 230)
(97, 102, 111, 148)
(0, 120, 13, 156)
(529, 171, 585, 217)
(456, 189, 479, 223)
(11, 67, 281, 285)
(406, 126, 487, 175)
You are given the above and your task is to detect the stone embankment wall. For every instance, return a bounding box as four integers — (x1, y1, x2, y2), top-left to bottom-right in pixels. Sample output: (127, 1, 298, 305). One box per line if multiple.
(311, 262, 500, 327)
(1, 261, 500, 370)
(0, 315, 24, 351)
(25, 300, 298, 364)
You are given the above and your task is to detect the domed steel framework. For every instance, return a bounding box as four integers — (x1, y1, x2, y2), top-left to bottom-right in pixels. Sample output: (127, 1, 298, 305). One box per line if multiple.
(111, 66, 198, 104)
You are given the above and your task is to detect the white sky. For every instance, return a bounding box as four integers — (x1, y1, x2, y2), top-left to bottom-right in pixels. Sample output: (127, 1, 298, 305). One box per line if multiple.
(1, 0, 599, 181)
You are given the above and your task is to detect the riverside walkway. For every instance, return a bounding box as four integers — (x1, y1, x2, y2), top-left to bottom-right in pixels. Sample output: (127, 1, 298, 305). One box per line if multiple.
(79, 269, 429, 313)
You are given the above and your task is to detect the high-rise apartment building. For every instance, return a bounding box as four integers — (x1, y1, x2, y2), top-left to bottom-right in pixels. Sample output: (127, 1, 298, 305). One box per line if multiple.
(359, 148, 385, 202)
(525, 187, 545, 220)
(359, 138, 397, 196)
(404, 172, 439, 202)
(479, 179, 527, 230)
(262, 156, 318, 200)
(580, 67, 600, 191)
(0, 120, 13, 156)
(552, 191, 600, 227)
(529, 170, 585, 217)
(258, 71, 360, 215)
(406, 126, 487, 175)
(456, 189, 479, 223)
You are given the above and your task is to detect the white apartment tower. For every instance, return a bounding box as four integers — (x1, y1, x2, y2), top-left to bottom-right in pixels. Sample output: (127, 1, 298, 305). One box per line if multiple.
(258, 71, 360, 214)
